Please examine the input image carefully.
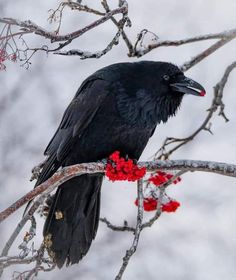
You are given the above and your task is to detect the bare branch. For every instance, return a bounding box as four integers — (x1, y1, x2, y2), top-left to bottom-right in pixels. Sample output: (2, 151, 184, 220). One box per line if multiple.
(0, 4, 128, 43)
(1, 159, 236, 224)
(1, 1, 235, 70)
(132, 28, 236, 58)
(0, 244, 55, 278)
(180, 37, 236, 72)
(115, 179, 144, 280)
(102, 170, 187, 233)
(54, 25, 122, 58)
(0, 1, 129, 66)
(101, 0, 133, 55)
(141, 170, 187, 230)
(100, 217, 135, 233)
(213, 61, 236, 121)
(1, 200, 41, 259)
(0, 162, 105, 223)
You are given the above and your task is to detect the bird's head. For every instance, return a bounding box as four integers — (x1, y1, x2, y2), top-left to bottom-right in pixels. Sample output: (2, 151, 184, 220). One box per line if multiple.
(157, 62, 206, 98)
(113, 61, 206, 126)
(147, 62, 206, 123)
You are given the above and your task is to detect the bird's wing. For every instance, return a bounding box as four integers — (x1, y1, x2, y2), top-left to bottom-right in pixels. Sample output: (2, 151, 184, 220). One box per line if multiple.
(37, 78, 109, 185)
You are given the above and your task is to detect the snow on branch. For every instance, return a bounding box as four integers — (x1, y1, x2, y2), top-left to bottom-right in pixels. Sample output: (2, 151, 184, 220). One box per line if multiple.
(1, 158, 236, 224)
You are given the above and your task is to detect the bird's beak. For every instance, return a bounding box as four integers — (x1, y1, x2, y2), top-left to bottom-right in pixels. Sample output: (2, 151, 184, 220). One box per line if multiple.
(170, 76, 206, 97)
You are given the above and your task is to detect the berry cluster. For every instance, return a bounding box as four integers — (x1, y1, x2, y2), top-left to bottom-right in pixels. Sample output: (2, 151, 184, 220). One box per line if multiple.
(135, 198, 157, 211)
(0, 49, 17, 71)
(148, 171, 181, 186)
(105, 151, 181, 214)
(105, 151, 146, 181)
(162, 200, 180, 212)
(135, 198, 180, 212)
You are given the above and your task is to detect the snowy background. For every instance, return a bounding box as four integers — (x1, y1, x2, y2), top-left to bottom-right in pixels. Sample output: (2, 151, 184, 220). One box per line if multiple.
(1, 0, 236, 279)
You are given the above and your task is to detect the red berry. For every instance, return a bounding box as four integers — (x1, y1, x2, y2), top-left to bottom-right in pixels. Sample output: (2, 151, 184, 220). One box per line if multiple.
(106, 151, 146, 182)
(134, 198, 158, 211)
(162, 200, 180, 212)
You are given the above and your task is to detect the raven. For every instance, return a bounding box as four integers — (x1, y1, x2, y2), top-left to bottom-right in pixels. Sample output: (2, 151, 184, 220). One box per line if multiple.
(33, 61, 205, 268)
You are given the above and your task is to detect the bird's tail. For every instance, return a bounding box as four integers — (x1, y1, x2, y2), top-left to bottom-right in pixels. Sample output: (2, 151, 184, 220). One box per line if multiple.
(43, 174, 103, 268)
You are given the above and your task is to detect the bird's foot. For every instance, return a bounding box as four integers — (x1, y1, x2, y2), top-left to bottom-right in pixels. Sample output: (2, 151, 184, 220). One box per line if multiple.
(38, 194, 55, 217)
(97, 158, 108, 164)
(30, 158, 48, 181)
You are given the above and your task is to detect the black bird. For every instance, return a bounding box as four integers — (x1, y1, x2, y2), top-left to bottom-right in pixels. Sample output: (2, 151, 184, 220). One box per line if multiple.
(33, 61, 205, 268)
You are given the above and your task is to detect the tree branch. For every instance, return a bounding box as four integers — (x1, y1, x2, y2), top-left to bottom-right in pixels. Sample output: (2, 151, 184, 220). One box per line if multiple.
(100, 217, 135, 233)
(141, 170, 187, 230)
(132, 28, 236, 58)
(0, 4, 128, 43)
(180, 37, 236, 72)
(115, 179, 144, 280)
(1, 159, 236, 224)
(54, 23, 123, 59)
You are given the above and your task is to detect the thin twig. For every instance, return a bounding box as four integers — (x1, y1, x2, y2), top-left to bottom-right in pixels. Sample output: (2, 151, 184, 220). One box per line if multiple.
(213, 61, 236, 121)
(115, 179, 144, 280)
(132, 28, 236, 57)
(63, 1, 105, 16)
(54, 26, 122, 58)
(101, 171, 187, 233)
(141, 170, 187, 229)
(0, 4, 128, 43)
(0, 1, 129, 65)
(0, 245, 55, 278)
(100, 218, 135, 233)
(101, 0, 133, 55)
(1, 200, 41, 258)
(180, 37, 236, 72)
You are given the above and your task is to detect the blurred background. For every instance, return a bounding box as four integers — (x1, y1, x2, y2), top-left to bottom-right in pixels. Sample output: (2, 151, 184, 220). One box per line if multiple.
(1, 0, 236, 279)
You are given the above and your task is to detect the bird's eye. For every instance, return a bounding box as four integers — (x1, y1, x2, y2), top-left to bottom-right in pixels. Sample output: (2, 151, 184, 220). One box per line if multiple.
(163, 75, 170, 82)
